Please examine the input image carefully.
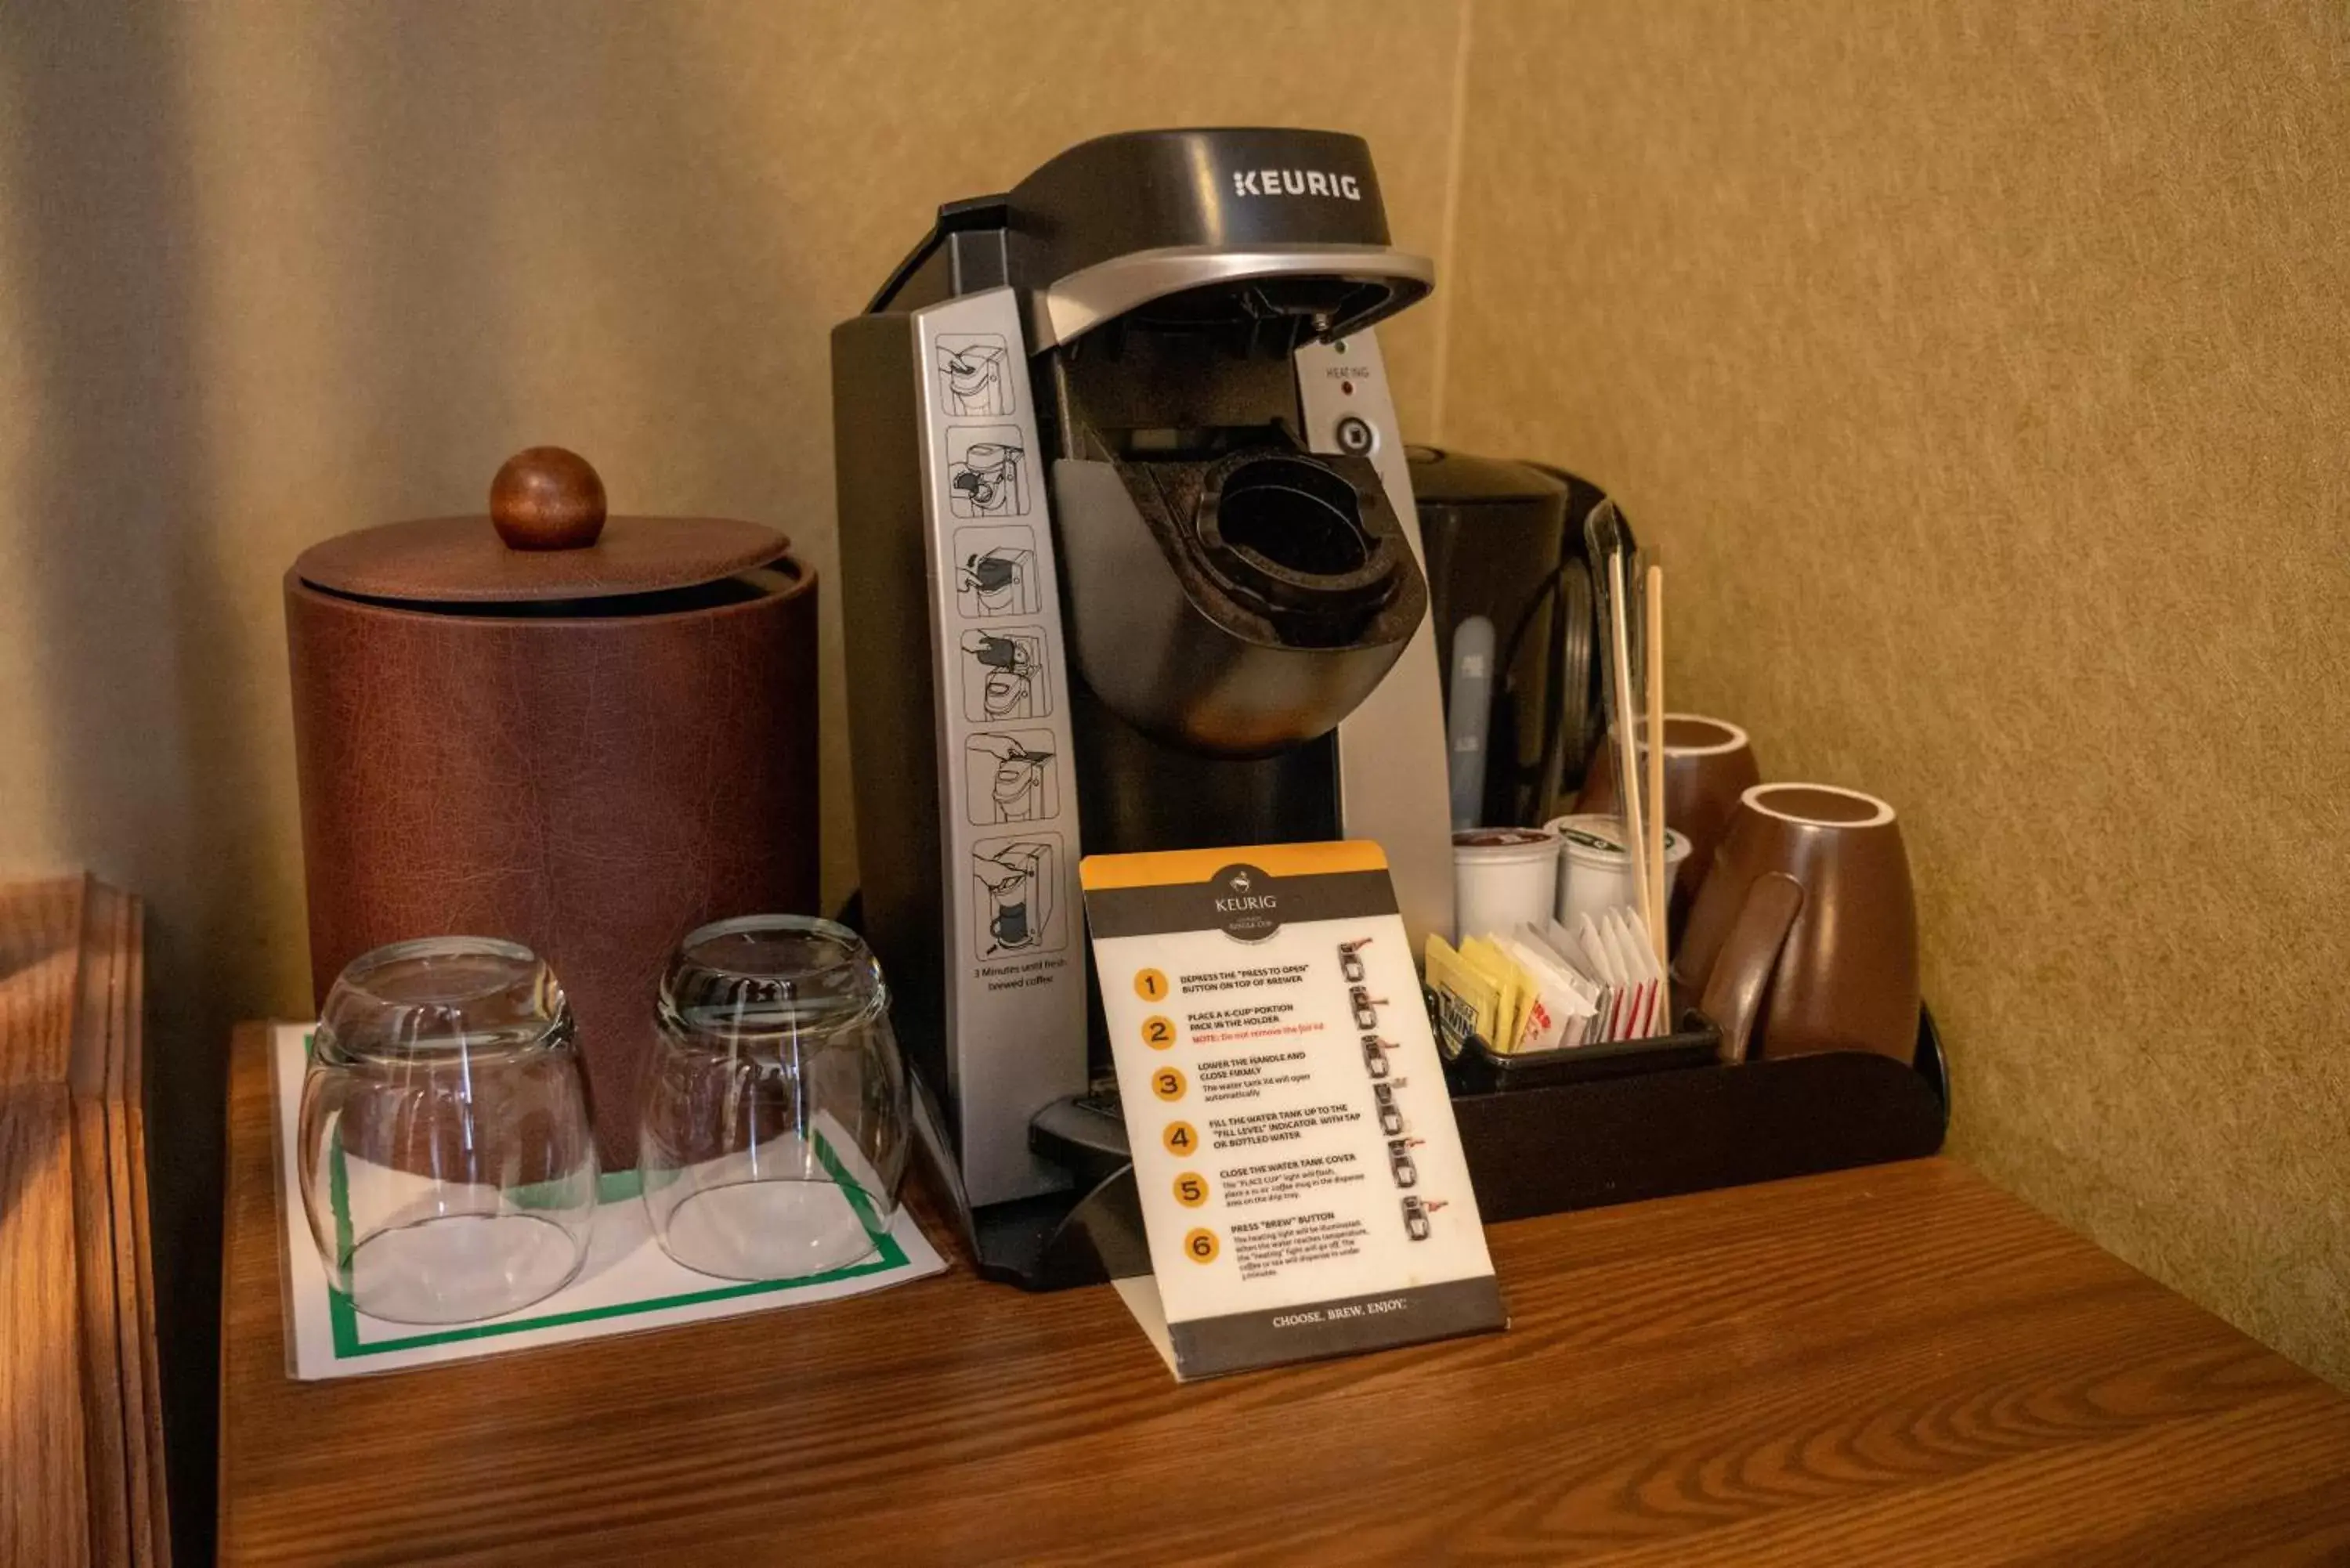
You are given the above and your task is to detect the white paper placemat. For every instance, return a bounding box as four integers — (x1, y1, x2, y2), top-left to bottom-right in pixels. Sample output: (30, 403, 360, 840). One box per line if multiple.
(269, 1022, 945, 1380)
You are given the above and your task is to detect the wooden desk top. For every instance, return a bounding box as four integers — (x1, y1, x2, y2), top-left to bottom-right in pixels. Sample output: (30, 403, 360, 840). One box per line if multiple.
(218, 1022, 2350, 1565)
(2, 876, 166, 1568)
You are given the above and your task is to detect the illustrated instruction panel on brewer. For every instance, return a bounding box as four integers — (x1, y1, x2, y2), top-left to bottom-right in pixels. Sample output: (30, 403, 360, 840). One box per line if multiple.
(910, 285, 1088, 1207)
(1083, 842, 1506, 1380)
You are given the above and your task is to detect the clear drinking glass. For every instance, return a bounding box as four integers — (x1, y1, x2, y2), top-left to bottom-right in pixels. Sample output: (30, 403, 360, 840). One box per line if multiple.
(297, 938, 598, 1324)
(640, 916, 909, 1281)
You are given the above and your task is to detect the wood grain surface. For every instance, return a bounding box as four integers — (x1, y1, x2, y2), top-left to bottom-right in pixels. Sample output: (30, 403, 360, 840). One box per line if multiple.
(0, 874, 165, 1567)
(0, 875, 85, 1086)
(2, 876, 97, 1568)
(2, 1085, 95, 1568)
(118, 898, 172, 1566)
(215, 1023, 2350, 1565)
(67, 879, 131, 1567)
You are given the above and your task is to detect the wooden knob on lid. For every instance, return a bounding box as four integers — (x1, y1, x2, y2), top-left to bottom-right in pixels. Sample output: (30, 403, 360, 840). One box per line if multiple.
(490, 446, 606, 550)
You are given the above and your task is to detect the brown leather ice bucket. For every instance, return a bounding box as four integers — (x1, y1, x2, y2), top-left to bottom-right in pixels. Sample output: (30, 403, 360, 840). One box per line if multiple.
(285, 448, 820, 1168)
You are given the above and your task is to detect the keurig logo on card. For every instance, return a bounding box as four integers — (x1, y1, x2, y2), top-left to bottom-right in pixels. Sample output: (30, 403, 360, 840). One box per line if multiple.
(1230, 168, 1362, 201)
(1081, 843, 1401, 948)
(1210, 863, 1282, 942)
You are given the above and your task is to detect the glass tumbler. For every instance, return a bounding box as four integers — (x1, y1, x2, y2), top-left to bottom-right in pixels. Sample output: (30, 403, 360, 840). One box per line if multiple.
(640, 916, 909, 1281)
(297, 938, 598, 1324)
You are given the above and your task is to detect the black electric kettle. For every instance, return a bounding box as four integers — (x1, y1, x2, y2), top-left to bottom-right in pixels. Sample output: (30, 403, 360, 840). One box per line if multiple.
(1408, 447, 1633, 829)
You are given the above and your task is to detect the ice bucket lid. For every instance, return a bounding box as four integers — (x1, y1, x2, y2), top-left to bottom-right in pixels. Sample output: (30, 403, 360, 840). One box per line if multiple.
(292, 447, 791, 610)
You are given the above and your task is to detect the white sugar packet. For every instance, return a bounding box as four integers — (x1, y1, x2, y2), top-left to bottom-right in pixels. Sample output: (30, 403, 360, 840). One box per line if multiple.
(1530, 923, 1610, 1047)
(1600, 908, 1659, 1037)
(1500, 932, 1600, 1053)
(1573, 911, 1630, 1040)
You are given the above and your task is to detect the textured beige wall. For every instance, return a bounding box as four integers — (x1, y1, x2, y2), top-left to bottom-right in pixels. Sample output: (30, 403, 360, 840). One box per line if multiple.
(1441, 0, 2349, 1381)
(0, 1, 1464, 1021)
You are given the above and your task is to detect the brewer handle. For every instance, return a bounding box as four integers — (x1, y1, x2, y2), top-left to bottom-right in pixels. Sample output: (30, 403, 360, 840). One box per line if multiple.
(1696, 873, 1805, 1065)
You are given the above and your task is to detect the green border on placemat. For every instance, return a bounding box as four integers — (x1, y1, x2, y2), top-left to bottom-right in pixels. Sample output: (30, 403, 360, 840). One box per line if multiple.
(306, 1032, 908, 1360)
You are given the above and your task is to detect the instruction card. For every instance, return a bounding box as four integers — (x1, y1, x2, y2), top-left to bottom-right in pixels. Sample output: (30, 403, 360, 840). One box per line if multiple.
(1082, 842, 1505, 1380)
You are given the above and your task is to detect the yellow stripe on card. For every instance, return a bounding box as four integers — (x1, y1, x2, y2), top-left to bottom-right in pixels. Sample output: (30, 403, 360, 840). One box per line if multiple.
(1079, 840, 1390, 891)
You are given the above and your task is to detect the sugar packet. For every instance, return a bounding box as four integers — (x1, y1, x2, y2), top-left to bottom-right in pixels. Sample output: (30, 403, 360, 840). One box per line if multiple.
(1500, 932, 1600, 1053)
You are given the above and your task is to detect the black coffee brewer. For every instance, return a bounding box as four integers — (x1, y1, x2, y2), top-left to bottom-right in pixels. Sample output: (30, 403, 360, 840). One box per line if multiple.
(1408, 448, 1632, 830)
(834, 128, 1453, 1284)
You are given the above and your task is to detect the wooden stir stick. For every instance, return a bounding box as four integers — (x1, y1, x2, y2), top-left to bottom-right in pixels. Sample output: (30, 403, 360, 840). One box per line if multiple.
(1644, 563, 1668, 977)
(1604, 552, 1658, 956)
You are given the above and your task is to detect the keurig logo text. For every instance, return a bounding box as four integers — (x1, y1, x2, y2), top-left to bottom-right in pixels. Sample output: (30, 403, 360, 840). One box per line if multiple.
(1211, 864, 1282, 943)
(1231, 168, 1362, 201)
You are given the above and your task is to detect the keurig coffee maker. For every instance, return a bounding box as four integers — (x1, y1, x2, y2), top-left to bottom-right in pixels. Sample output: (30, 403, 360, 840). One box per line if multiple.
(834, 128, 1452, 1284)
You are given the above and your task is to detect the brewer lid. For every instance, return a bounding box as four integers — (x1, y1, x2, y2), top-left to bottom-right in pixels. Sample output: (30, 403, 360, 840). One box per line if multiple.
(294, 447, 790, 608)
(1405, 446, 1569, 507)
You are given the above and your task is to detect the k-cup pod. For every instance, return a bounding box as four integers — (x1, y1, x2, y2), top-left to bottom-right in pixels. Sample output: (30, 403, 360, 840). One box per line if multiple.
(1451, 826, 1561, 945)
(1545, 812, 1691, 931)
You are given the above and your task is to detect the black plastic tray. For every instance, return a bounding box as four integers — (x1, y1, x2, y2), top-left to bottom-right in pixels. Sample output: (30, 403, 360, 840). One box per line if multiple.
(1441, 1004, 1723, 1093)
(1450, 1007, 1950, 1224)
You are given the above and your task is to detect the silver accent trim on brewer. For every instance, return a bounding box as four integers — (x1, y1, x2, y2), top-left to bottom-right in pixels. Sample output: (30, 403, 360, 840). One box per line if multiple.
(1028, 244, 1436, 351)
(1295, 329, 1458, 952)
(910, 287, 1088, 1209)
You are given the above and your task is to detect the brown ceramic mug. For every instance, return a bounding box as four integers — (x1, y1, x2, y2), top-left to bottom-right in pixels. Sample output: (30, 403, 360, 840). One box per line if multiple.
(1672, 782, 1918, 1064)
(1578, 714, 1761, 926)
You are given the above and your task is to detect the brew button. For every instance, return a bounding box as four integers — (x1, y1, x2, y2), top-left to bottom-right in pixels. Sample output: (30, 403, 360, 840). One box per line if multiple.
(1336, 415, 1376, 455)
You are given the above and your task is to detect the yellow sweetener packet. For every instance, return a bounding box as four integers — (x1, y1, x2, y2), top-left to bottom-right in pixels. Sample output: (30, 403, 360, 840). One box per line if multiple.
(1423, 934, 1499, 1057)
(1460, 936, 1528, 1052)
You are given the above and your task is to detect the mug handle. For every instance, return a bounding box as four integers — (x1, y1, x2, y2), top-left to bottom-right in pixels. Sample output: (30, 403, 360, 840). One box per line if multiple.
(1697, 872, 1805, 1065)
